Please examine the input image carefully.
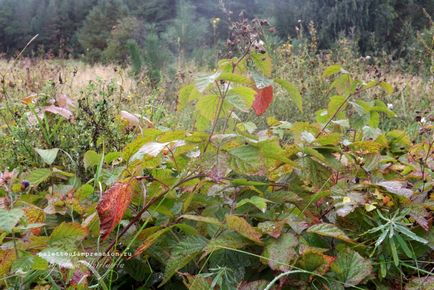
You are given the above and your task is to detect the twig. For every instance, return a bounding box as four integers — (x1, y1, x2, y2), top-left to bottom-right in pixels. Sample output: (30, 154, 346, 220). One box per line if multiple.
(202, 42, 253, 153)
(316, 86, 369, 138)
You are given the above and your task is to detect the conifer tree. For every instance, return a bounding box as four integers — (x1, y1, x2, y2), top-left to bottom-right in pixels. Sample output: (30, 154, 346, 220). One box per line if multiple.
(77, 0, 127, 62)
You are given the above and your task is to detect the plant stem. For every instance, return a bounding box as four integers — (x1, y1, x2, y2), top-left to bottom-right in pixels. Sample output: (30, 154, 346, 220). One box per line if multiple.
(264, 270, 309, 290)
(202, 42, 253, 153)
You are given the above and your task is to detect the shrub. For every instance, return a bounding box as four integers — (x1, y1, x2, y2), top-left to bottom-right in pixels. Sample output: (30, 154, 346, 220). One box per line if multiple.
(0, 31, 432, 290)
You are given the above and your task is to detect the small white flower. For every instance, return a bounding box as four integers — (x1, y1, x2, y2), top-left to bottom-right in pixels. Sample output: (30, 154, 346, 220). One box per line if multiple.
(387, 103, 394, 110)
(421, 117, 427, 123)
(365, 55, 371, 60)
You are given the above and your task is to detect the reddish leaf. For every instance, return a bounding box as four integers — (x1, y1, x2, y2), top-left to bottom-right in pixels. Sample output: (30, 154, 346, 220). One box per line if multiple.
(96, 182, 133, 240)
(44, 105, 74, 120)
(70, 268, 90, 286)
(252, 86, 273, 116)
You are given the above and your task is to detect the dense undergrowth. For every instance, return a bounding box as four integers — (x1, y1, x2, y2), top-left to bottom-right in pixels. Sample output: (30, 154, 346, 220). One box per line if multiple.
(0, 25, 433, 290)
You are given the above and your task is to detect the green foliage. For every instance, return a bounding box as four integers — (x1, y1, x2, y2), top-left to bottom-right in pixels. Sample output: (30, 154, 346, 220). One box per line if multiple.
(0, 18, 433, 290)
(77, 0, 128, 63)
(127, 39, 143, 75)
(102, 16, 145, 64)
(0, 208, 24, 232)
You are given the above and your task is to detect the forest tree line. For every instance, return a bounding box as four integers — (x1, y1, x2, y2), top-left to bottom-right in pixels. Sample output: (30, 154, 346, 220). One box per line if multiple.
(0, 0, 432, 64)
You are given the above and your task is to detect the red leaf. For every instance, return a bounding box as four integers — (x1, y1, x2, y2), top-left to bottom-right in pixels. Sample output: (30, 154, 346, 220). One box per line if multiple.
(96, 182, 133, 240)
(252, 86, 273, 116)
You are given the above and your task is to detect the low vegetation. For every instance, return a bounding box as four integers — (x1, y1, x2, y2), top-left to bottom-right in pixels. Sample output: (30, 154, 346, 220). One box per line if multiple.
(0, 5, 433, 290)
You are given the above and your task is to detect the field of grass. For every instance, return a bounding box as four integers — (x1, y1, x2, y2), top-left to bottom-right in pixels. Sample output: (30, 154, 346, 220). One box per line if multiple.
(0, 39, 433, 289)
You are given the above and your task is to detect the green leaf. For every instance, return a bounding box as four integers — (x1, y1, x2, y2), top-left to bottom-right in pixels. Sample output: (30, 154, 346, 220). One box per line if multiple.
(307, 223, 354, 243)
(251, 52, 272, 77)
(205, 232, 248, 254)
(195, 113, 211, 131)
(196, 95, 220, 120)
(83, 150, 101, 170)
(49, 222, 87, 249)
(27, 168, 51, 187)
(380, 81, 394, 95)
(181, 215, 223, 226)
(217, 72, 252, 85)
(184, 274, 213, 290)
(134, 227, 173, 257)
(394, 235, 414, 259)
(251, 70, 273, 88)
(236, 196, 270, 213)
(76, 184, 94, 199)
(331, 248, 372, 287)
(389, 237, 399, 267)
(104, 152, 121, 164)
(32, 255, 49, 270)
(174, 223, 199, 236)
(225, 215, 263, 245)
(327, 95, 348, 120)
(195, 71, 221, 93)
(331, 74, 354, 96)
(122, 129, 161, 160)
(178, 84, 201, 111)
(34, 148, 59, 165)
(123, 258, 150, 282)
(261, 232, 298, 271)
(12, 253, 35, 273)
(395, 225, 428, 244)
(237, 122, 257, 134)
(160, 236, 208, 286)
(0, 208, 24, 232)
(275, 79, 302, 112)
(231, 178, 267, 186)
(323, 64, 343, 78)
(228, 145, 261, 174)
(297, 248, 333, 274)
(225, 86, 256, 112)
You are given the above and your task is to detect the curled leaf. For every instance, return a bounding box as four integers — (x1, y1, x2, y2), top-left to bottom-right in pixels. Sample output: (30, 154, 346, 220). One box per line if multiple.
(120, 110, 141, 129)
(44, 105, 73, 120)
(307, 223, 354, 243)
(96, 182, 133, 240)
(376, 181, 413, 198)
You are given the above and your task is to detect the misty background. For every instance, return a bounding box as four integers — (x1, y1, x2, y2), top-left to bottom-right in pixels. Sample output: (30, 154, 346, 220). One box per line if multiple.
(0, 0, 432, 73)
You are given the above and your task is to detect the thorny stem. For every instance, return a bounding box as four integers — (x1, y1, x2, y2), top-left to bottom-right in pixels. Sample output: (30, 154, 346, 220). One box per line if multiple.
(203, 85, 225, 153)
(202, 41, 253, 154)
(316, 86, 370, 138)
(316, 92, 353, 138)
